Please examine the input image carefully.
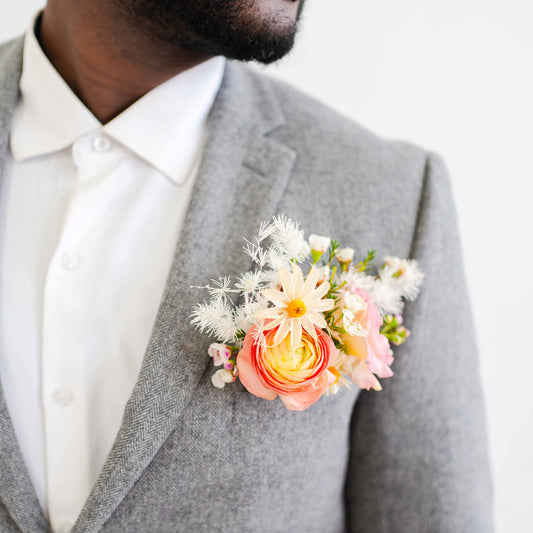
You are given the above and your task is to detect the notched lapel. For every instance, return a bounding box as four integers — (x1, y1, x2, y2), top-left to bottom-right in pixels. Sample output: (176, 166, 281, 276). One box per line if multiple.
(73, 62, 296, 532)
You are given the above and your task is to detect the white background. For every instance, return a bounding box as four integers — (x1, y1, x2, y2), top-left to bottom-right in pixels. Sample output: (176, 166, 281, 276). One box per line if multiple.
(1, 1, 532, 531)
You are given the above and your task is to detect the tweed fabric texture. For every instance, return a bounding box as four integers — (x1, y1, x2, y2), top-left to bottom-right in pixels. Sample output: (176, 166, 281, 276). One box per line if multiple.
(0, 35, 493, 533)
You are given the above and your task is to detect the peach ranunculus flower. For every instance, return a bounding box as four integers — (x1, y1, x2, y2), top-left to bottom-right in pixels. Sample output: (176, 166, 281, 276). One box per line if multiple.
(236, 322, 337, 411)
(336, 284, 394, 391)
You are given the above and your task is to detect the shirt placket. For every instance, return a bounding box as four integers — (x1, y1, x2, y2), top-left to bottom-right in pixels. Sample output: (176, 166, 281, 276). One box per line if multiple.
(41, 131, 123, 533)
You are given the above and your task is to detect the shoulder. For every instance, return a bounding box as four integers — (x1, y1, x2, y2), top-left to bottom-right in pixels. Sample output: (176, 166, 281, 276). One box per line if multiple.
(233, 61, 428, 178)
(0, 36, 24, 77)
(231, 63, 440, 255)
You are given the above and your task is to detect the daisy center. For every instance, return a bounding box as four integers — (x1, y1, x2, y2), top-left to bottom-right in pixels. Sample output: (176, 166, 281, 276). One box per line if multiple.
(287, 299, 307, 318)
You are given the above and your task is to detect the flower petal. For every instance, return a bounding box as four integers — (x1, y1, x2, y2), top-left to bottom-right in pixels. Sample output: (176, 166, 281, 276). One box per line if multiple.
(261, 315, 285, 331)
(291, 262, 304, 296)
(307, 311, 327, 329)
(236, 339, 278, 400)
(310, 298, 334, 312)
(254, 307, 283, 320)
(308, 280, 330, 301)
(279, 267, 295, 300)
(273, 319, 291, 346)
(301, 315, 318, 341)
(300, 266, 321, 299)
(290, 319, 302, 350)
(261, 288, 289, 307)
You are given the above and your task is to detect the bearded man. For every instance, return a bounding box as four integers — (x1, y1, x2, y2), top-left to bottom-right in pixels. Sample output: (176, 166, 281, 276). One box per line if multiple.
(0, 1, 493, 532)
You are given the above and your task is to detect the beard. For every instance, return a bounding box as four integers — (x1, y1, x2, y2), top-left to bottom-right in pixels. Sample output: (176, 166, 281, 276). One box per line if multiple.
(111, 0, 306, 64)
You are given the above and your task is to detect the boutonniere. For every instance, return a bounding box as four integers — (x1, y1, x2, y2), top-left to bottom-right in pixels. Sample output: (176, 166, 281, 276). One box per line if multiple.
(191, 216, 423, 411)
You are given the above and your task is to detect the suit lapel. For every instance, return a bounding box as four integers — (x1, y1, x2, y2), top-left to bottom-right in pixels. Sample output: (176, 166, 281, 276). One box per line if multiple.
(72, 61, 296, 532)
(0, 37, 51, 533)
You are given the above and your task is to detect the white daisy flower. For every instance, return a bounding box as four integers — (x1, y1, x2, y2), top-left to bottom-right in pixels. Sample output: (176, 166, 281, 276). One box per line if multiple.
(254, 262, 334, 349)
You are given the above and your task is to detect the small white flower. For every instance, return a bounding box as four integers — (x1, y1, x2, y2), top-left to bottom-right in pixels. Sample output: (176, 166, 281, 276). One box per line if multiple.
(212, 369, 235, 389)
(380, 256, 424, 301)
(336, 247, 355, 263)
(269, 215, 309, 261)
(342, 309, 367, 337)
(309, 234, 331, 253)
(257, 220, 275, 242)
(343, 292, 367, 314)
(316, 265, 330, 285)
(235, 270, 263, 294)
(191, 298, 232, 337)
(368, 280, 404, 315)
(208, 343, 232, 367)
(243, 241, 268, 267)
(214, 313, 239, 344)
(207, 276, 233, 301)
(339, 270, 376, 293)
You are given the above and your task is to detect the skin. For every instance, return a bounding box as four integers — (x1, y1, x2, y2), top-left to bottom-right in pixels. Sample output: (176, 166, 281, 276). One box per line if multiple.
(39, 0, 304, 124)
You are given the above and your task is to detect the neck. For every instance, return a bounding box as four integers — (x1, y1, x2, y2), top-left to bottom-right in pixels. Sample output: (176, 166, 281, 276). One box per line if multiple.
(39, 2, 212, 124)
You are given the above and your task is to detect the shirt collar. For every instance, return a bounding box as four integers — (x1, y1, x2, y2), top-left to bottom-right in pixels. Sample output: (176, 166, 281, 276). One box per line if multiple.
(10, 15, 226, 186)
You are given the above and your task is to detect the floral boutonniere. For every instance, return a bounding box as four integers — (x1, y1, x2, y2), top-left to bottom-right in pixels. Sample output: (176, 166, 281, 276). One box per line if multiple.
(191, 215, 423, 411)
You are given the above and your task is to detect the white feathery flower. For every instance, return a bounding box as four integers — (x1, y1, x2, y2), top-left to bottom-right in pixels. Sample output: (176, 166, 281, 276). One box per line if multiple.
(257, 220, 276, 242)
(254, 262, 334, 349)
(339, 270, 377, 293)
(380, 256, 424, 301)
(243, 240, 268, 267)
(368, 280, 404, 315)
(214, 312, 239, 343)
(207, 276, 233, 301)
(191, 298, 233, 338)
(259, 269, 283, 291)
(269, 215, 309, 261)
(235, 270, 263, 294)
(309, 234, 331, 253)
(266, 248, 290, 272)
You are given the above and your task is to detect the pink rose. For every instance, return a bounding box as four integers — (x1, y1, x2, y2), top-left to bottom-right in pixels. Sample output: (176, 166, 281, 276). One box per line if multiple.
(338, 285, 393, 391)
(236, 323, 337, 411)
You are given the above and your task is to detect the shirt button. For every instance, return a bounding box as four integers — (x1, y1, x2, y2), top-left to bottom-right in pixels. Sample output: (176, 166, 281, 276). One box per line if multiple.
(92, 135, 111, 153)
(51, 388, 73, 407)
(61, 253, 81, 271)
(57, 522, 73, 533)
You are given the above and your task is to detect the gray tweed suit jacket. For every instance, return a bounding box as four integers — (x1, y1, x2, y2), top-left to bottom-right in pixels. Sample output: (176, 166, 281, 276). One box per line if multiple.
(0, 35, 493, 533)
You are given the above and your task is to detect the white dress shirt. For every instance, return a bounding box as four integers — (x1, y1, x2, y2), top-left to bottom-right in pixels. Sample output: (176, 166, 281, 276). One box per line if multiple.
(0, 18, 225, 533)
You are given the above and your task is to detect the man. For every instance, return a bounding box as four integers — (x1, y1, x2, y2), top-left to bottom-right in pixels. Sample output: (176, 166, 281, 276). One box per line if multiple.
(0, 1, 493, 532)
